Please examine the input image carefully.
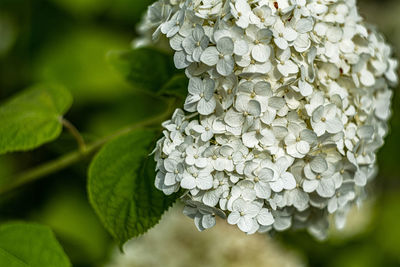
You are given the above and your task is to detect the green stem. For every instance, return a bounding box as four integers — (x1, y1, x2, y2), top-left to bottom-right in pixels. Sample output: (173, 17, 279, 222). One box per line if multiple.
(62, 118, 87, 152)
(0, 100, 176, 195)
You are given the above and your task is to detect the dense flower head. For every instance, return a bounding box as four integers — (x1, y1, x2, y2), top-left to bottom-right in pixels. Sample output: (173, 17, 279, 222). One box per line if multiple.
(140, 0, 398, 239)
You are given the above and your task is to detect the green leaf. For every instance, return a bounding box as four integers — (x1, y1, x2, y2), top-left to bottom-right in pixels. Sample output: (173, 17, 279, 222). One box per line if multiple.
(88, 129, 179, 247)
(107, 48, 175, 93)
(0, 85, 73, 155)
(158, 74, 188, 101)
(0, 222, 71, 267)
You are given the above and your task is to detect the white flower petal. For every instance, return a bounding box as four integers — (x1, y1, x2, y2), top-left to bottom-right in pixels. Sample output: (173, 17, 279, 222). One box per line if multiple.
(227, 211, 241, 225)
(296, 18, 314, 33)
(200, 47, 219, 66)
(255, 183, 271, 199)
(310, 157, 328, 173)
(316, 178, 336, 198)
(174, 51, 190, 69)
(296, 141, 310, 155)
(197, 98, 216, 115)
(257, 209, 274, 226)
(217, 37, 234, 55)
(203, 191, 220, 207)
(234, 39, 249, 56)
(181, 176, 196, 190)
(238, 217, 253, 232)
(217, 57, 235, 76)
(197, 175, 213, 190)
(325, 118, 344, 134)
(202, 214, 216, 229)
(274, 37, 288, 50)
(252, 44, 270, 63)
(303, 179, 319, 193)
(224, 109, 244, 127)
(282, 172, 297, 190)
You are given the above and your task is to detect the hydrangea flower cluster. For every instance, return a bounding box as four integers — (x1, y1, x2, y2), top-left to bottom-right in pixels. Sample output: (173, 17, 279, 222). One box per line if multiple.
(140, 0, 398, 239)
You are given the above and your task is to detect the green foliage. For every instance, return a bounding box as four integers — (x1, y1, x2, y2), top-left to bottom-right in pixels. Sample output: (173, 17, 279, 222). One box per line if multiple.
(86, 92, 168, 137)
(107, 48, 175, 93)
(0, 85, 73, 155)
(34, 189, 110, 265)
(48, 0, 155, 22)
(88, 129, 179, 247)
(0, 155, 17, 188)
(158, 74, 189, 101)
(107, 0, 157, 23)
(0, 223, 71, 267)
(49, 0, 109, 17)
(375, 193, 400, 260)
(34, 28, 131, 104)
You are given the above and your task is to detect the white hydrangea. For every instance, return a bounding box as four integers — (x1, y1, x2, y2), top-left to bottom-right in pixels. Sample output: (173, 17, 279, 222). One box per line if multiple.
(140, 0, 398, 239)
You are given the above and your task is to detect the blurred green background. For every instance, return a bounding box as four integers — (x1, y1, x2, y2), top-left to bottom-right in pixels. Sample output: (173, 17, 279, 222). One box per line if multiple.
(0, 0, 399, 266)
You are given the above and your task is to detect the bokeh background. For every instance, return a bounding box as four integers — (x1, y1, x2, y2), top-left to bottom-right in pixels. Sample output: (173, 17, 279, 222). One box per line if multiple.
(0, 0, 399, 266)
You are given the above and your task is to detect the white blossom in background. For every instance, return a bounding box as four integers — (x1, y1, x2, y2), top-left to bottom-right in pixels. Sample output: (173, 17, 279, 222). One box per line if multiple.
(138, 0, 398, 239)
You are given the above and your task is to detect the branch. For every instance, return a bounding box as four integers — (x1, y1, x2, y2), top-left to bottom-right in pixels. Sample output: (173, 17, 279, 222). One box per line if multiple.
(0, 100, 176, 195)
